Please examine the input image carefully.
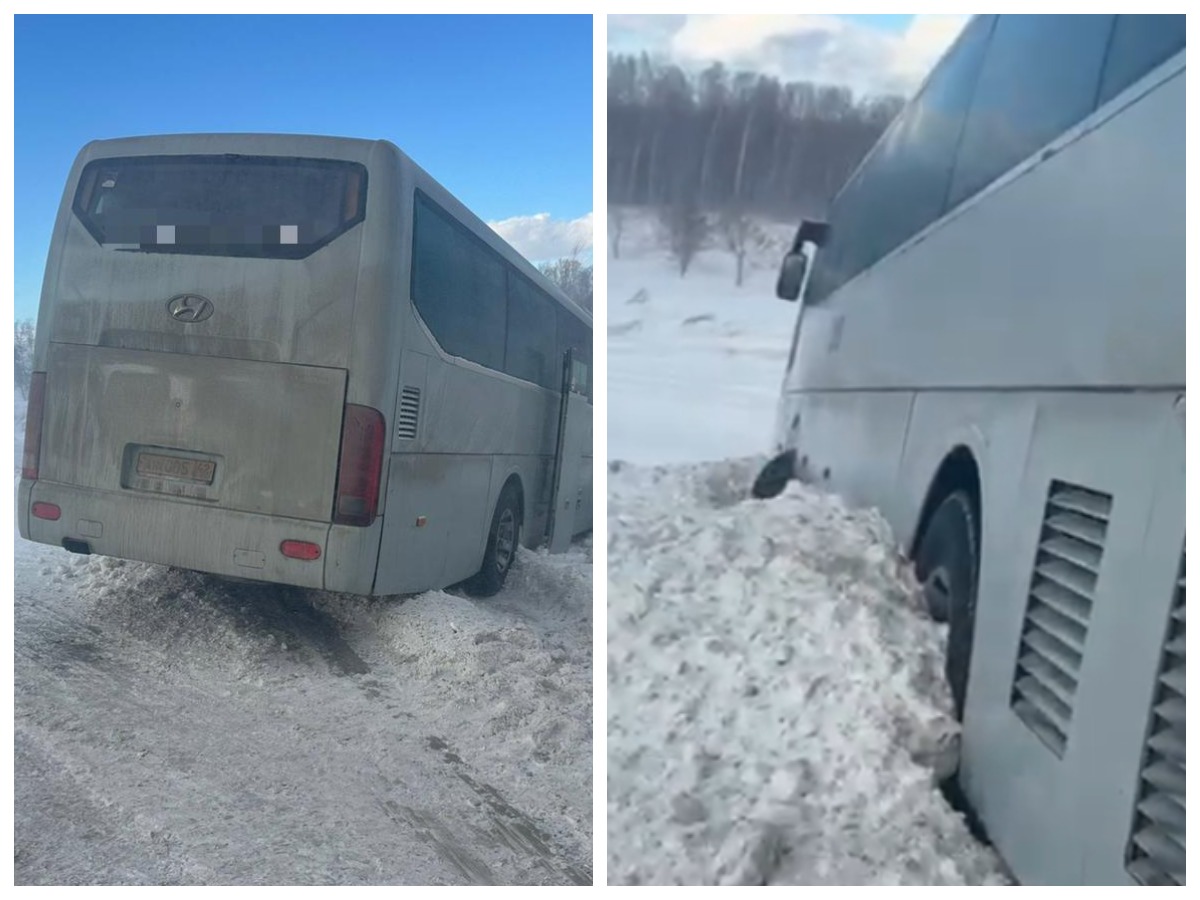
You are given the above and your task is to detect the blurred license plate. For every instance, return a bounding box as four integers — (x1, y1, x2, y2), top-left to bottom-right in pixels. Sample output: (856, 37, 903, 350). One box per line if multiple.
(136, 452, 216, 485)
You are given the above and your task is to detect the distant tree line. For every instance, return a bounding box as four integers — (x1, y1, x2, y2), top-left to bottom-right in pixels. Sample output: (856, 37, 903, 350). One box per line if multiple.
(540, 254, 593, 313)
(608, 52, 904, 224)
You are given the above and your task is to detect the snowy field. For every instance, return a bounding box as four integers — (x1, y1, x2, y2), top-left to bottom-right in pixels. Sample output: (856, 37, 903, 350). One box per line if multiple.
(606, 212, 1006, 885)
(14, 400, 592, 885)
(607, 213, 797, 464)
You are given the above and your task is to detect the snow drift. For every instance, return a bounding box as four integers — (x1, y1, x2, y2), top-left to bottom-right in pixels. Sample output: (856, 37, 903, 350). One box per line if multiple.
(607, 459, 1007, 885)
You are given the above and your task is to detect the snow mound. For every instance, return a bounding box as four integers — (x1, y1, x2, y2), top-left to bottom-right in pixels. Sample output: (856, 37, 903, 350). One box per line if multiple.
(607, 460, 1007, 885)
(323, 542, 594, 776)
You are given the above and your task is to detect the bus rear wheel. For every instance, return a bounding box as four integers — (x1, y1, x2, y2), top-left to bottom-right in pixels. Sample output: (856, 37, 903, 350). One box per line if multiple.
(464, 484, 522, 598)
(914, 490, 979, 720)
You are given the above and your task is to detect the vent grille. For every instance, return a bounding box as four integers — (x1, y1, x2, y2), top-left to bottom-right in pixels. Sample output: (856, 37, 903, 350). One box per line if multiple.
(397, 387, 420, 440)
(1127, 550, 1185, 886)
(1011, 481, 1112, 757)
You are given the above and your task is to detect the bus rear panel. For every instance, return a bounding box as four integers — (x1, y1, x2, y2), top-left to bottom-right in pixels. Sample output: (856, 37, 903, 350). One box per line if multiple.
(20, 135, 402, 594)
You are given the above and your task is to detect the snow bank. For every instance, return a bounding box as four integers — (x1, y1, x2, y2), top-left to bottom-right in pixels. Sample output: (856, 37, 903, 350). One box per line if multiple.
(607, 459, 1007, 885)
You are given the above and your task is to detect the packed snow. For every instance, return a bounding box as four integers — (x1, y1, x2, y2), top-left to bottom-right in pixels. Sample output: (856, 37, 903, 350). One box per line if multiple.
(605, 212, 1007, 885)
(14, 401, 593, 885)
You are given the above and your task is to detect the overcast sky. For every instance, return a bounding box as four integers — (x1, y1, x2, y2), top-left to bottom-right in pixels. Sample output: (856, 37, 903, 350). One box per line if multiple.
(608, 14, 970, 98)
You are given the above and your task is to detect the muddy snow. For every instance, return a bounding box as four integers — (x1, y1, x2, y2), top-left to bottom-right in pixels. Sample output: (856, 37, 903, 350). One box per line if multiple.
(14, 467, 592, 884)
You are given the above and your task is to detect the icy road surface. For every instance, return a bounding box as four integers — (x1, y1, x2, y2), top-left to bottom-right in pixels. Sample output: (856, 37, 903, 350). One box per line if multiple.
(606, 460, 1007, 886)
(15, 505, 592, 885)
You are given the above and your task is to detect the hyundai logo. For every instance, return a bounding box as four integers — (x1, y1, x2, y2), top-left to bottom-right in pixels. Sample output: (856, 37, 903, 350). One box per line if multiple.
(166, 294, 214, 323)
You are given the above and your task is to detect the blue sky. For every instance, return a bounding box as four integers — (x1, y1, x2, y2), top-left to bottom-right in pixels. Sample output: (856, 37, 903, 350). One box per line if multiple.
(14, 14, 593, 322)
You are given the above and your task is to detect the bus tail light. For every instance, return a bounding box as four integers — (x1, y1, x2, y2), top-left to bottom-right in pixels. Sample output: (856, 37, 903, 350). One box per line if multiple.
(23, 372, 47, 481)
(332, 403, 385, 527)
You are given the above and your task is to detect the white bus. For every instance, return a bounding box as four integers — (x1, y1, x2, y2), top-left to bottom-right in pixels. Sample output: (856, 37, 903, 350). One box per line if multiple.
(758, 15, 1184, 886)
(19, 134, 592, 598)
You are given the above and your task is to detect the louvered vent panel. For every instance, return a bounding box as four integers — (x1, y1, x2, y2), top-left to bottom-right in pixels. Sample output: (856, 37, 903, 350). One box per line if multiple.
(397, 387, 421, 440)
(1011, 481, 1111, 757)
(1127, 550, 1186, 886)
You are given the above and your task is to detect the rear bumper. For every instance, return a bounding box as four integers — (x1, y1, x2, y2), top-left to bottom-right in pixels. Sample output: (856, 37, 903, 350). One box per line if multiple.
(19, 479, 335, 590)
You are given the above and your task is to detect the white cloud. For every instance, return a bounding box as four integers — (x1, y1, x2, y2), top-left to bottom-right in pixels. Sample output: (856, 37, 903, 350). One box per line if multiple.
(610, 14, 969, 98)
(488, 211, 593, 263)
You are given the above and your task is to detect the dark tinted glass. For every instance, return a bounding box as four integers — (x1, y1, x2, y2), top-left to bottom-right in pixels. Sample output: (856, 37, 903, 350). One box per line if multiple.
(505, 272, 558, 389)
(1098, 15, 1185, 106)
(948, 15, 1114, 208)
(411, 193, 506, 371)
(557, 308, 591, 399)
(807, 15, 994, 302)
(72, 155, 367, 260)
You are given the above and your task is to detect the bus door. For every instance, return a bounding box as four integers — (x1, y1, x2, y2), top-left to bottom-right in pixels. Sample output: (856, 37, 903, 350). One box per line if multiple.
(548, 349, 589, 553)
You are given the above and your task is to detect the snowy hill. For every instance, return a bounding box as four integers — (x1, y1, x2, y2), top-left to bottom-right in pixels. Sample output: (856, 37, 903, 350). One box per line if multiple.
(607, 212, 798, 464)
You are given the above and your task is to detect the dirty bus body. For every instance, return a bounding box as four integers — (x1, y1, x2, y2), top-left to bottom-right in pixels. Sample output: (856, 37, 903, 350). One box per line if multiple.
(20, 133, 592, 597)
(766, 16, 1183, 887)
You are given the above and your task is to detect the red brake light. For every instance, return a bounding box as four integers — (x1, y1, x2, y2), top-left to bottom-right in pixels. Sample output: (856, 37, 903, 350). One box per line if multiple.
(23, 372, 47, 480)
(32, 502, 61, 521)
(332, 403, 385, 527)
(280, 540, 322, 560)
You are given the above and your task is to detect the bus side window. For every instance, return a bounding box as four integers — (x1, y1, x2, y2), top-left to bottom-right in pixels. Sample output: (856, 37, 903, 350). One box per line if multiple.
(411, 192, 506, 371)
(947, 15, 1114, 210)
(850, 13, 994, 283)
(505, 272, 558, 389)
(808, 15, 994, 304)
(556, 308, 591, 401)
(1097, 15, 1185, 107)
(570, 358, 590, 397)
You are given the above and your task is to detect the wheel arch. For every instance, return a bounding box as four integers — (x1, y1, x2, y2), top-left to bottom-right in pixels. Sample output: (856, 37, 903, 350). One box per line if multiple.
(909, 444, 983, 560)
(498, 471, 525, 523)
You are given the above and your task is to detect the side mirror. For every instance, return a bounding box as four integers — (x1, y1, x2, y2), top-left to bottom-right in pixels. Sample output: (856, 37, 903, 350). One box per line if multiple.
(776, 251, 808, 301)
(792, 220, 830, 252)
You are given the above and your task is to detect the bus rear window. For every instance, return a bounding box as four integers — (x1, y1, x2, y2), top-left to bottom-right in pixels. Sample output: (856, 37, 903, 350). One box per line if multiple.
(72, 155, 367, 259)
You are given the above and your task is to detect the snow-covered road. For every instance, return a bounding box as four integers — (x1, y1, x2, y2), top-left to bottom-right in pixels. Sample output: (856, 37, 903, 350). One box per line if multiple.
(15, 505, 592, 885)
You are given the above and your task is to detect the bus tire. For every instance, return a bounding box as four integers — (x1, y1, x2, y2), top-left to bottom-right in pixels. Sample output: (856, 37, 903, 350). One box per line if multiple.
(464, 484, 522, 598)
(914, 490, 979, 720)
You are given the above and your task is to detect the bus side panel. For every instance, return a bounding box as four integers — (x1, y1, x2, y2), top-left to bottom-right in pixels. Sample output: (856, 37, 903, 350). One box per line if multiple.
(324, 512, 387, 596)
(487, 453, 548, 547)
(961, 391, 1179, 885)
(892, 392, 1037, 555)
(375, 357, 558, 594)
(788, 390, 914, 529)
(785, 68, 1183, 398)
(1077, 395, 1183, 884)
(374, 452, 490, 594)
(437, 456, 493, 588)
